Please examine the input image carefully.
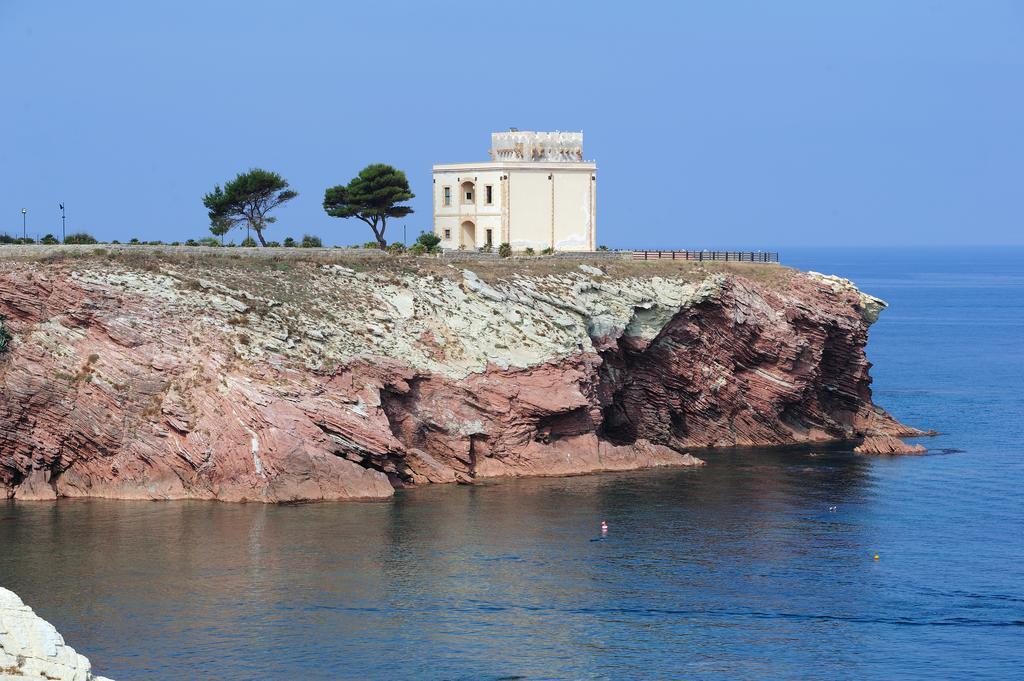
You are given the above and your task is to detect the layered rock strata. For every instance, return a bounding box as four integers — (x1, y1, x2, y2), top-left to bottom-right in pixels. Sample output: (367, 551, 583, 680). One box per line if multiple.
(855, 434, 927, 455)
(0, 257, 921, 501)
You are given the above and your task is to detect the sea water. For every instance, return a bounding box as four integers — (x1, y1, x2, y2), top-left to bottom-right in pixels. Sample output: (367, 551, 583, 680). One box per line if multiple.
(2, 246, 1022, 679)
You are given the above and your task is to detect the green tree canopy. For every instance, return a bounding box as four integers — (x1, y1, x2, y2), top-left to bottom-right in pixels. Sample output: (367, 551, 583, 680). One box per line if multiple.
(203, 169, 297, 247)
(323, 164, 414, 249)
(209, 216, 232, 245)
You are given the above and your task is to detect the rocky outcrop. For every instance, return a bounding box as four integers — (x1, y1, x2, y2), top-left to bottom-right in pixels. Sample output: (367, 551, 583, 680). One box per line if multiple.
(0, 256, 922, 501)
(0, 587, 112, 680)
(855, 435, 927, 455)
(599, 273, 913, 448)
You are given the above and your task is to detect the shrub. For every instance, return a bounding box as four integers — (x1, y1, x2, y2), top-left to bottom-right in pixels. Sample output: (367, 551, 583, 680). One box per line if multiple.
(146, 240, 164, 246)
(265, 240, 281, 247)
(414, 231, 441, 253)
(387, 242, 406, 254)
(185, 239, 198, 246)
(197, 237, 220, 247)
(478, 244, 493, 253)
(498, 242, 512, 258)
(283, 237, 297, 248)
(301, 234, 322, 248)
(40, 234, 59, 245)
(129, 238, 140, 245)
(540, 246, 555, 255)
(64, 232, 98, 245)
(597, 245, 610, 251)
(523, 247, 535, 256)
(408, 243, 426, 256)
(170, 241, 181, 246)
(240, 236, 258, 247)
(362, 241, 380, 249)
(0, 316, 11, 354)
(0, 234, 15, 244)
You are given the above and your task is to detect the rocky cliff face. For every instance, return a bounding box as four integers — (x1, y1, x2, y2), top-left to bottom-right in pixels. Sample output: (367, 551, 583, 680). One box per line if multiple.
(0, 255, 920, 502)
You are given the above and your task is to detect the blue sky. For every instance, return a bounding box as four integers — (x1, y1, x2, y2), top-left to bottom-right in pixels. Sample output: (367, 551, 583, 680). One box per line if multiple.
(2, 1, 1021, 247)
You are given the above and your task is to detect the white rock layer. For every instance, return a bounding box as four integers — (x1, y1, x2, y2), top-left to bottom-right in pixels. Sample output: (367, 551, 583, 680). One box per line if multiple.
(0, 588, 112, 681)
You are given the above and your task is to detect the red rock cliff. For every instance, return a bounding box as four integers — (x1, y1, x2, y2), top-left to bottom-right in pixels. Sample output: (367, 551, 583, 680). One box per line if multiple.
(0, 257, 920, 501)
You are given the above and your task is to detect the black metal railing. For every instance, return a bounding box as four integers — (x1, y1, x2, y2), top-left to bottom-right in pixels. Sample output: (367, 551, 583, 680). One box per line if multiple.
(631, 250, 779, 263)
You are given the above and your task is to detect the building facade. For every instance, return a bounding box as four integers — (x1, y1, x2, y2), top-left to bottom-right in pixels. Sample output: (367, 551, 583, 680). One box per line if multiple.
(432, 130, 596, 251)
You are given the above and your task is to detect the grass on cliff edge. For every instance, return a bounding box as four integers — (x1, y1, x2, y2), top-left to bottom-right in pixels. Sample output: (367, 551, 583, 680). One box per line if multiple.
(4, 247, 796, 289)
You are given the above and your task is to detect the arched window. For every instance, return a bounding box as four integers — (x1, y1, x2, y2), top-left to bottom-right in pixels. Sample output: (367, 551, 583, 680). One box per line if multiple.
(460, 181, 475, 205)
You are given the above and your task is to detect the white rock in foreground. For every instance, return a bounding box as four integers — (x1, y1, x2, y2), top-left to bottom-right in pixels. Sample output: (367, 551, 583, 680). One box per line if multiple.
(0, 587, 113, 681)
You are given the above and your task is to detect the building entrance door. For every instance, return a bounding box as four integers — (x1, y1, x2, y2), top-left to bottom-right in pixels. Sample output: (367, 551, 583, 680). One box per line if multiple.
(460, 221, 476, 249)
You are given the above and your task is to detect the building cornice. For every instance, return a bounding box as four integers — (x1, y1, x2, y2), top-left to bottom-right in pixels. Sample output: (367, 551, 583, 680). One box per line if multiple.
(433, 161, 597, 172)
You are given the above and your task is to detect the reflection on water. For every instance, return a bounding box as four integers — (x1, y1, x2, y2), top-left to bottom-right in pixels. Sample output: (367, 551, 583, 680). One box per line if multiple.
(2, 443, 1021, 679)
(3, 247, 1024, 679)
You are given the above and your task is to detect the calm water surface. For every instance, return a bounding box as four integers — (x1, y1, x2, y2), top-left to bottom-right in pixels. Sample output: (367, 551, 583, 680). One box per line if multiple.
(2, 247, 1023, 679)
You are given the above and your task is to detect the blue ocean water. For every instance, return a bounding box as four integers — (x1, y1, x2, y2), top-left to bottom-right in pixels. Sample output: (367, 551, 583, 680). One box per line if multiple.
(1, 246, 1022, 680)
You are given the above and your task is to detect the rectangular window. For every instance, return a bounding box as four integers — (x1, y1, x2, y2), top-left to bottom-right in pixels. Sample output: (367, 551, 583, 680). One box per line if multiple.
(465, 190, 473, 201)
(485, 229, 493, 247)
(485, 185, 493, 204)
(444, 228, 451, 240)
(443, 187, 451, 206)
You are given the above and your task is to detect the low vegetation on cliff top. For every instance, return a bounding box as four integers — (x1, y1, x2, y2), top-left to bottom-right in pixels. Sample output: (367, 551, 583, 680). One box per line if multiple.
(2, 247, 794, 290)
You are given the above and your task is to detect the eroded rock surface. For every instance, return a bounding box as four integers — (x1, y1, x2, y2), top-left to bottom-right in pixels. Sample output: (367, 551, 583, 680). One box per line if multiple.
(855, 435, 928, 455)
(0, 587, 112, 681)
(0, 257, 921, 501)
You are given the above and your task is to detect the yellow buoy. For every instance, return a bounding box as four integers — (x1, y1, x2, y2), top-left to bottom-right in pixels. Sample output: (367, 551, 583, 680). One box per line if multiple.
(873, 554, 880, 561)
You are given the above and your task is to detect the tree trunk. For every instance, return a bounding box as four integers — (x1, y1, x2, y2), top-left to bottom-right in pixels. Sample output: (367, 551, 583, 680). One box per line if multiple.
(255, 228, 268, 247)
(370, 222, 386, 250)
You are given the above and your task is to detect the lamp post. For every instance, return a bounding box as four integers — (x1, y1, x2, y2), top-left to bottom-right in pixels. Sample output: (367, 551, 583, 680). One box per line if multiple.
(59, 203, 66, 243)
(21, 208, 27, 240)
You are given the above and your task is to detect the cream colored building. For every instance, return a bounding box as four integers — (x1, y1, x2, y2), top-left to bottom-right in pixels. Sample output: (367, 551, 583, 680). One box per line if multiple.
(433, 130, 596, 251)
